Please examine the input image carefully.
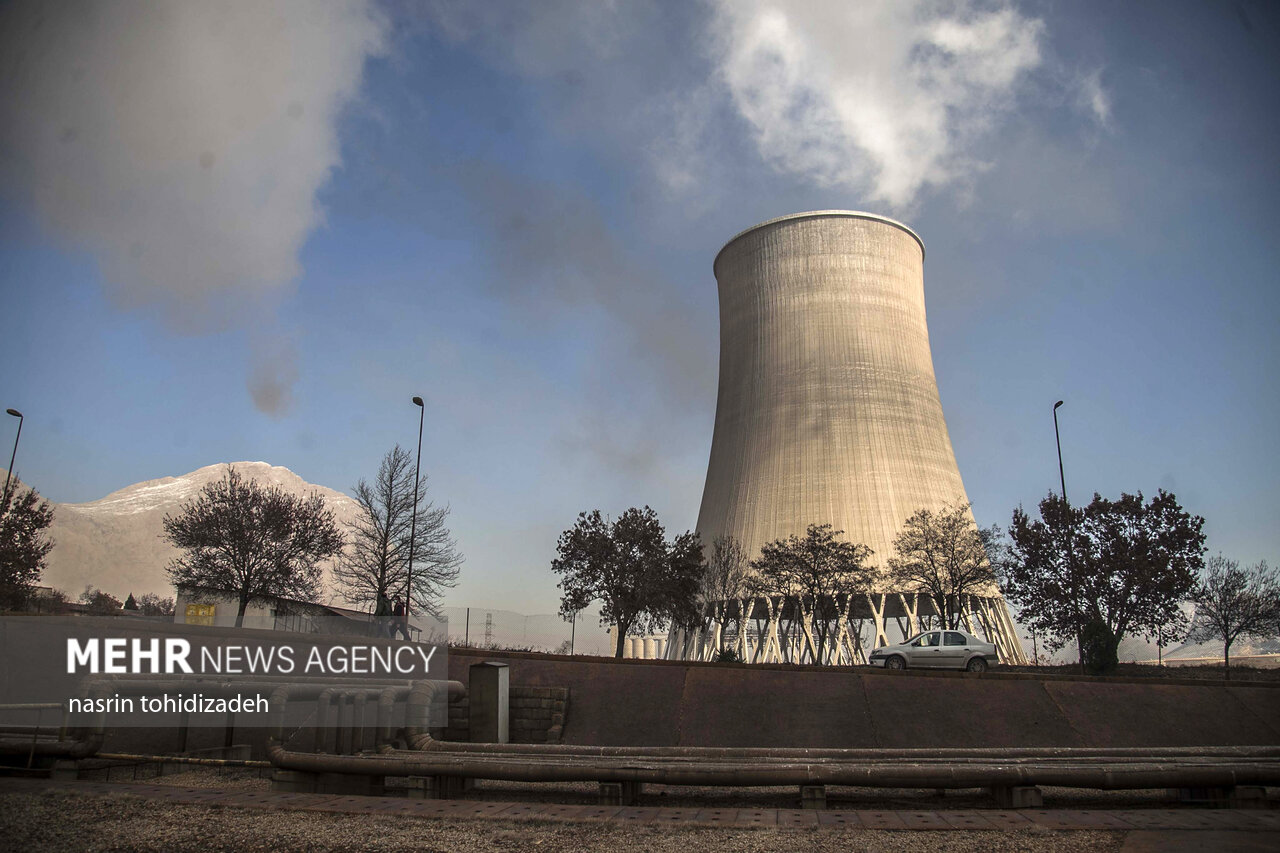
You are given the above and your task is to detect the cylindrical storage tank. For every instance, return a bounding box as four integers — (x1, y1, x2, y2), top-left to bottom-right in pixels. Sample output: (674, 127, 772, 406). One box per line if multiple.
(697, 211, 970, 578)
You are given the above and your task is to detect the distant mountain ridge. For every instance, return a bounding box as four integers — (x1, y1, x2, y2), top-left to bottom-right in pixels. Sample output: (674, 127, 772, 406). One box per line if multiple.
(33, 462, 362, 603)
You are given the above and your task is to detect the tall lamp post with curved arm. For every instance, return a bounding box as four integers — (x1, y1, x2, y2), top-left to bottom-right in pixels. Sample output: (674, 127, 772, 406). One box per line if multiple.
(405, 396, 425, 641)
(2, 408, 23, 512)
(1053, 400, 1083, 671)
(1053, 401, 1067, 504)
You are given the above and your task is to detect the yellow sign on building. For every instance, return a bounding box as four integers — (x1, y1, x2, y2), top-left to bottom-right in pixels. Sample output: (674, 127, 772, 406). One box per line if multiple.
(185, 603, 215, 626)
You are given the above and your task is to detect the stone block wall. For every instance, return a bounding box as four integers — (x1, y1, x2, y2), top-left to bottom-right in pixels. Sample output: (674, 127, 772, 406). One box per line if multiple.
(443, 686, 568, 744)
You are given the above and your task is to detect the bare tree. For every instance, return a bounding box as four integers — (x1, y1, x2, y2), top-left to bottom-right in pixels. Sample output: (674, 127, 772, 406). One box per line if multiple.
(164, 466, 344, 627)
(334, 445, 461, 620)
(701, 535, 750, 602)
(1189, 556, 1280, 679)
(700, 535, 750, 652)
(750, 524, 874, 663)
(887, 502, 996, 630)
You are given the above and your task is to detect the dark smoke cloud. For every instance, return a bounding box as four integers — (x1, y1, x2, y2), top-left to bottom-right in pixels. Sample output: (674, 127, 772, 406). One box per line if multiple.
(453, 161, 716, 408)
(248, 335, 300, 419)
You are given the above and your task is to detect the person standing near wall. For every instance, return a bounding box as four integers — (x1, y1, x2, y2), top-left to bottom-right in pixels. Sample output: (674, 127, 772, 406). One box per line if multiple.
(374, 592, 392, 638)
(392, 598, 411, 641)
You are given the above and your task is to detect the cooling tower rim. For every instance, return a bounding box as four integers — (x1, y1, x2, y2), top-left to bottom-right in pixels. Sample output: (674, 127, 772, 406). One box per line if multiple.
(713, 210, 925, 277)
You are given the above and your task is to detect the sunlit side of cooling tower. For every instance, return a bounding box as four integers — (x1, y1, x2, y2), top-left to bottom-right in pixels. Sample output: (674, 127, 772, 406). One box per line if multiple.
(697, 210, 970, 579)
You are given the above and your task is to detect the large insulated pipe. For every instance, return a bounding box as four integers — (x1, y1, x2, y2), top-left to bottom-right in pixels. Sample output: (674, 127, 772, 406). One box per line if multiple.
(267, 741, 1280, 790)
(401, 740, 1280, 760)
(269, 678, 463, 752)
(0, 687, 110, 759)
(404, 680, 466, 749)
(266, 680, 462, 750)
(0, 736, 103, 758)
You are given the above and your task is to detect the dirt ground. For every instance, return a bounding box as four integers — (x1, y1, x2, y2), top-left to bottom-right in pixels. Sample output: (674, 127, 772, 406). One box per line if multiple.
(0, 786, 1125, 853)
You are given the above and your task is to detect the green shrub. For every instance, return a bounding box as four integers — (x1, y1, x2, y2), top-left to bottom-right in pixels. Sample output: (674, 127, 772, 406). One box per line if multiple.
(1081, 618, 1119, 675)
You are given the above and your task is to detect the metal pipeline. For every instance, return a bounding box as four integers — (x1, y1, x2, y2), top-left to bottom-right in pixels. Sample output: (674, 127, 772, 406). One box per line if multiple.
(266, 741, 1280, 790)
(403, 680, 465, 745)
(0, 736, 102, 758)
(257, 674, 1280, 792)
(376, 686, 407, 744)
(267, 680, 463, 754)
(2, 676, 460, 763)
(0, 687, 108, 759)
(402, 736, 1280, 761)
(0, 726, 66, 736)
(353, 692, 368, 752)
(94, 752, 273, 768)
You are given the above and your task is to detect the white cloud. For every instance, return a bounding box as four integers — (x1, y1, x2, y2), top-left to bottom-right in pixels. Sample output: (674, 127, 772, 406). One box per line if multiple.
(1078, 67, 1112, 127)
(707, 0, 1043, 210)
(0, 0, 386, 411)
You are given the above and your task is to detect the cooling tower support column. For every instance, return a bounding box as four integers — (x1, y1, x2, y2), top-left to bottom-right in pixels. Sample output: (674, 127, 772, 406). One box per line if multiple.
(687, 211, 1026, 665)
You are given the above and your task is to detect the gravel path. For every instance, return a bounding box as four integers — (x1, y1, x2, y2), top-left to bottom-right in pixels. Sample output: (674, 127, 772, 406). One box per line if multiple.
(0, 787, 1123, 853)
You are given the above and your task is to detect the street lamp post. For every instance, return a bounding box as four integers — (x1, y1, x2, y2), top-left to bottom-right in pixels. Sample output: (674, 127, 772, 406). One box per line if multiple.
(1053, 401, 1067, 505)
(1052, 400, 1083, 672)
(2, 409, 23, 511)
(406, 396, 425, 639)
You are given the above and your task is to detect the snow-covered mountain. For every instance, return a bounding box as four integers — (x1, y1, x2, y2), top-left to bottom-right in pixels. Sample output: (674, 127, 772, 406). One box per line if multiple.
(33, 462, 362, 602)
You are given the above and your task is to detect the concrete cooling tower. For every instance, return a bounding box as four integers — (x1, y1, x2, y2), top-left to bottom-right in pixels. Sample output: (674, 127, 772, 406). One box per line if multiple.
(667, 211, 1025, 666)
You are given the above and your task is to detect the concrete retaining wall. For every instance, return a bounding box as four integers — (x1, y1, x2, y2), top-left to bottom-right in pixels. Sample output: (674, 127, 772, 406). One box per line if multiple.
(449, 648, 1280, 750)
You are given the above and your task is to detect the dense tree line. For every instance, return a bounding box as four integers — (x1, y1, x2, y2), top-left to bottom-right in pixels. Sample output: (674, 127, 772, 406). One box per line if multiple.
(550, 486, 1276, 675)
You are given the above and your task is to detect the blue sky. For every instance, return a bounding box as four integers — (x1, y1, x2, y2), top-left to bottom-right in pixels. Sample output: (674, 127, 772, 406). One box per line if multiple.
(2, 0, 1277, 613)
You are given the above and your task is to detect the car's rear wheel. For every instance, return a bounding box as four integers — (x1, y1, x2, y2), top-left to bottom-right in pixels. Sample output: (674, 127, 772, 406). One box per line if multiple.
(885, 655, 906, 670)
(966, 657, 988, 673)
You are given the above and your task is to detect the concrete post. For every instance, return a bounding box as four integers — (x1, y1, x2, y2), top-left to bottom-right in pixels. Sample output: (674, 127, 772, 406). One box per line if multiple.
(800, 785, 826, 809)
(990, 785, 1042, 808)
(469, 661, 509, 744)
(599, 781, 642, 806)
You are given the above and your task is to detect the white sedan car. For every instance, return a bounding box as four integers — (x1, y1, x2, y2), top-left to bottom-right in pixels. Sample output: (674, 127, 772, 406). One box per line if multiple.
(867, 630, 997, 672)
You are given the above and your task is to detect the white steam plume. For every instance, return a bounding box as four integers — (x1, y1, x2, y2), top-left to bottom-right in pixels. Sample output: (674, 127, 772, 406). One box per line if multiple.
(0, 1, 386, 413)
(709, 0, 1044, 209)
